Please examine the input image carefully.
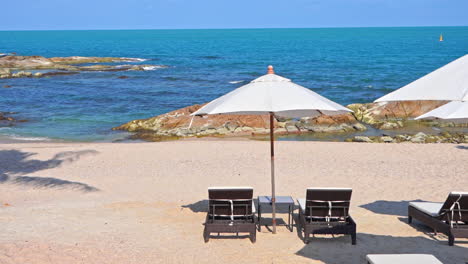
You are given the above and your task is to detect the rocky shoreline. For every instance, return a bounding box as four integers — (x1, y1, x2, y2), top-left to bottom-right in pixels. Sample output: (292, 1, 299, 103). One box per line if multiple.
(113, 101, 468, 143)
(0, 55, 167, 79)
(349, 132, 468, 144)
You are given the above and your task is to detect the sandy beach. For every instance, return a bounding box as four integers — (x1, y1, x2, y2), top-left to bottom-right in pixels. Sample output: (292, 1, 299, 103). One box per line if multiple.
(0, 141, 467, 263)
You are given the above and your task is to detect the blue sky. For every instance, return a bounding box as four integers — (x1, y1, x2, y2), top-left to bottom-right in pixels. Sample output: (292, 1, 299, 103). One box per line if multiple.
(2, 0, 468, 30)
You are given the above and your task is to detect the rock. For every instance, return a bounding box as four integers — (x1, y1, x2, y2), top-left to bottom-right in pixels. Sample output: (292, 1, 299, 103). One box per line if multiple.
(0, 55, 167, 78)
(440, 131, 452, 138)
(11, 71, 32, 78)
(224, 121, 239, 132)
(298, 113, 366, 133)
(113, 102, 467, 142)
(0, 55, 55, 69)
(380, 136, 394, 143)
(352, 136, 373, 143)
(347, 101, 449, 126)
(410, 132, 427, 143)
(49, 56, 142, 64)
(113, 104, 275, 140)
(395, 135, 411, 142)
(0, 68, 11, 75)
(378, 121, 401, 130)
(33, 72, 43, 77)
(285, 125, 299, 133)
(352, 123, 367, 131)
(41, 71, 80, 77)
(276, 122, 286, 128)
(3, 85, 11, 88)
(425, 136, 439, 143)
(118, 75, 128, 79)
(0, 112, 24, 125)
(216, 127, 229, 135)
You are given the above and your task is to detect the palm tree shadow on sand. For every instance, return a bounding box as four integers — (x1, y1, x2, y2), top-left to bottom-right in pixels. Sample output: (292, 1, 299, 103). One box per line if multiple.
(0, 149, 99, 192)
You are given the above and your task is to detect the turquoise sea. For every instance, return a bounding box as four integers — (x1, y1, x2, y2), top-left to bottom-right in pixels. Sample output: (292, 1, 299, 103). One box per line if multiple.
(1, 27, 468, 142)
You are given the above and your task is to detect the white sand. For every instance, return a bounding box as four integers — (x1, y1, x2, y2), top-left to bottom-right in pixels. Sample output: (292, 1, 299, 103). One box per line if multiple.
(0, 141, 467, 263)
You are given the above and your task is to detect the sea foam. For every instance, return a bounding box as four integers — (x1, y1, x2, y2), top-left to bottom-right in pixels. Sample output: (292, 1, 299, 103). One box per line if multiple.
(121, 57, 148, 62)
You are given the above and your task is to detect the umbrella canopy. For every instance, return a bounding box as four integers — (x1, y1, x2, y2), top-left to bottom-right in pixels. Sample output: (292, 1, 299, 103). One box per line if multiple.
(192, 67, 351, 117)
(375, 54, 468, 102)
(192, 66, 351, 234)
(416, 101, 468, 122)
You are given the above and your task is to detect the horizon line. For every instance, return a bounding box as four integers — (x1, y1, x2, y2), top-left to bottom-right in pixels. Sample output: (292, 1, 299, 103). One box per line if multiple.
(1, 25, 467, 32)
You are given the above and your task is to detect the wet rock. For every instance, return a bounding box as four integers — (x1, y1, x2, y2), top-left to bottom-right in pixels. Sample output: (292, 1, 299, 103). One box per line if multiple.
(3, 85, 11, 88)
(0, 112, 24, 125)
(118, 75, 129, 79)
(41, 71, 80, 77)
(11, 71, 33, 78)
(395, 135, 411, 142)
(380, 136, 394, 143)
(0, 55, 167, 79)
(378, 121, 402, 130)
(352, 123, 367, 131)
(352, 136, 373, 143)
(298, 113, 366, 133)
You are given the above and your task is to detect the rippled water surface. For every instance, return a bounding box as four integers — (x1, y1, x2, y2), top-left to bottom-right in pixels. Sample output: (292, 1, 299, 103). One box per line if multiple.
(1, 27, 468, 141)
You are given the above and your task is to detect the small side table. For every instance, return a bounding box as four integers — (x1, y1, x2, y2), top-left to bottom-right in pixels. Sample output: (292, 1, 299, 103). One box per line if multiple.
(257, 196, 294, 232)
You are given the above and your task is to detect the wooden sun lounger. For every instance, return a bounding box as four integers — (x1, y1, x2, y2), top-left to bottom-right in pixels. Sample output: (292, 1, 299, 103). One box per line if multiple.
(366, 254, 443, 264)
(203, 187, 257, 243)
(297, 188, 356, 244)
(408, 191, 468, 246)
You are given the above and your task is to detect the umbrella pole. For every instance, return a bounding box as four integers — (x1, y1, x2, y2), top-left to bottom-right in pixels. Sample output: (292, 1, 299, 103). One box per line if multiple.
(269, 112, 277, 234)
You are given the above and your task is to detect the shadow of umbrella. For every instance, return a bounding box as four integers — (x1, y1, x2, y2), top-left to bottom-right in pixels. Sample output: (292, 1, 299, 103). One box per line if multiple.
(360, 200, 426, 217)
(295, 233, 468, 264)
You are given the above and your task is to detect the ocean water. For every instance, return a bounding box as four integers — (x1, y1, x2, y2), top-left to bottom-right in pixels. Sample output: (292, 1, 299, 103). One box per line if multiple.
(1, 27, 468, 141)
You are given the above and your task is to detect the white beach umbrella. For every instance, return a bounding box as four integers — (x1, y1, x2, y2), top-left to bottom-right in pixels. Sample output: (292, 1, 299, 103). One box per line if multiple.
(192, 66, 351, 233)
(416, 100, 468, 122)
(374, 54, 468, 122)
(375, 54, 468, 103)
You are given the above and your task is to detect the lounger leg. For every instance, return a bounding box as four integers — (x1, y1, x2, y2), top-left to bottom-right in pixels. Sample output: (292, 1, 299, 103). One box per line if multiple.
(304, 231, 310, 244)
(408, 216, 412, 224)
(203, 228, 210, 243)
(250, 231, 256, 243)
(258, 204, 262, 232)
(351, 232, 357, 245)
(448, 234, 454, 246)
